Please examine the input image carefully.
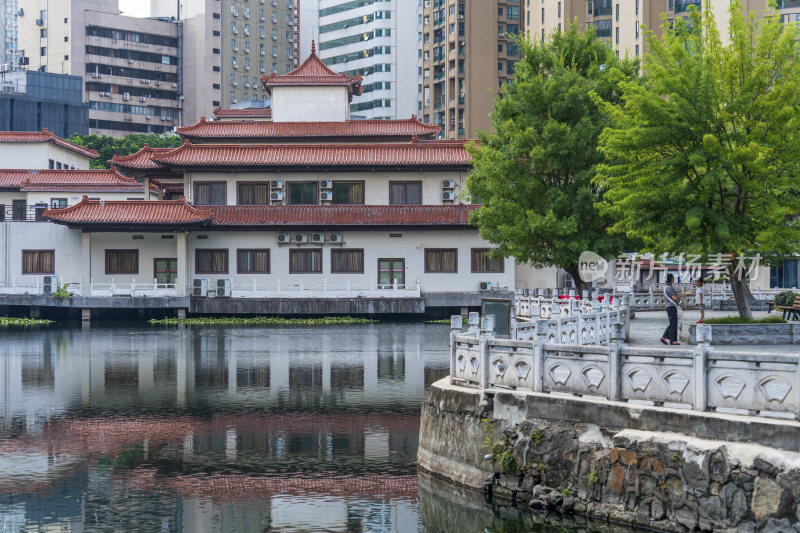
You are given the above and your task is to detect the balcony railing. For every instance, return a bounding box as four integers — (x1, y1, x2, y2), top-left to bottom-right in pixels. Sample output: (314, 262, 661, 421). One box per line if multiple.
(0, 204, 50, 222)
(675, 0, 702, 11)
(0, 279, 423, 299)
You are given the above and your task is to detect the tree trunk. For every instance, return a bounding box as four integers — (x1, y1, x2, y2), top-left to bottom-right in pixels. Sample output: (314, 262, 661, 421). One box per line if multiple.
(565, 264, 588, 296)
(727, 261, 754, 320)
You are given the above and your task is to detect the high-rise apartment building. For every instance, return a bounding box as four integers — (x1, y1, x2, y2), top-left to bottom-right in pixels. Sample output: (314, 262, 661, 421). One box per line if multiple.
(153, 0, 298, 125)
(17, 0, 180, 136)
(419, 0, 523, 140)
(525, 1, 798, 60)
(2, 0, 21, 68)
(300, 0, 419, 120)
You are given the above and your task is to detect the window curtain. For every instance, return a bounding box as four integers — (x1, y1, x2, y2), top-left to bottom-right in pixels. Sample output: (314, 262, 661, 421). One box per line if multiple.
(390, 183, 421, 204)
(197, 250, 228, 273)
(425, 249, 457, 272)
(471, 249, 504, 272)
(238, 183, 269, 205)
(290, 250, 321, 272)
(333, 183, 364, 204)
(22, 251, 54, 274)
(195, 183, 225, 205)
(332, 250, 364, 273)
(238, 249, 269, 272)
(106, 250, 138, 274)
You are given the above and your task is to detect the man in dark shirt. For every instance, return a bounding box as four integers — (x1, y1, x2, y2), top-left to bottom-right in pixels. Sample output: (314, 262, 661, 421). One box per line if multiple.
(660, 274, 681, 345)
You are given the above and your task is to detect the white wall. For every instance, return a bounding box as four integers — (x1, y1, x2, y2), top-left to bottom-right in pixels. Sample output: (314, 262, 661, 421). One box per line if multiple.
(189, 229, 514, 293)
(271, 86, 349, 122)
(185, 169, 469, 206)
(0, 222, 83, 282)
(88, 233, 183, 284)
(0, 144, 93, 170)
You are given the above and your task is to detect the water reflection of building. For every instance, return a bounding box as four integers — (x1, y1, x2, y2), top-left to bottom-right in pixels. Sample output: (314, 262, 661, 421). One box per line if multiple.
(0, 325, 443, 531)
(0, 325, 444, 424)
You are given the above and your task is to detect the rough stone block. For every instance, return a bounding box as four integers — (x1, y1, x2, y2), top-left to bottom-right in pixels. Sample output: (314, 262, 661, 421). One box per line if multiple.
(752, 477, 791, 522)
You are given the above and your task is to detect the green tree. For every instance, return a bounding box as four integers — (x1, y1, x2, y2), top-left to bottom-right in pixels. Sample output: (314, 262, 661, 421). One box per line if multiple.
(466, 25, 638, 294)
(67, 133, 184, 169)
(595, 1, 800, 319)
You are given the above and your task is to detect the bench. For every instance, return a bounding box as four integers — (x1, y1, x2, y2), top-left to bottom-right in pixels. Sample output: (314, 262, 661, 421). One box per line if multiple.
(779, 296, 800, 320)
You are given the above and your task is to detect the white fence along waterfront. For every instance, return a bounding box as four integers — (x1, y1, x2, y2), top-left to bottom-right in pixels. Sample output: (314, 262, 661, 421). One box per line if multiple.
(450, 317, 800, 420)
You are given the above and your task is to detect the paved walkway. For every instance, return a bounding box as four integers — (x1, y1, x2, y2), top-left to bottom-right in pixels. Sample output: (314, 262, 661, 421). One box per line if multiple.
(628, 309, 800, 354)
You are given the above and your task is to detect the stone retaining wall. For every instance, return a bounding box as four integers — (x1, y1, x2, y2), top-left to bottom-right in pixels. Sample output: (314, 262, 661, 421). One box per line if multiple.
(679, 321, 800, 345)
(418, 379, 800, 532)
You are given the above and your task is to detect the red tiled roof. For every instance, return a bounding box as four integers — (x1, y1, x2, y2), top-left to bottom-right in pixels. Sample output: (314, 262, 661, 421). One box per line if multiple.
(111, 144, 178, 170)
(0, 169, 148, 192)
(209, 205, 479, 227)
(150, 140, 470, 169)
(176, 116, 441, 141)
(212, 107, 272, 120)
(261, 42, 363, 96)
(0, 130, 98, 158)
(44, 197, 212, 226)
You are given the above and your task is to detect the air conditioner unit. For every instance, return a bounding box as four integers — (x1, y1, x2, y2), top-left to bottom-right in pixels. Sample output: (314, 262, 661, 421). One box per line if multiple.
(233, 63, 238, 69)
(270, 179, 283, 189)
(216, 278, 232, 297)
(42, 275, 56, 294)
(91, 73, 101, 78)
(145, 116, 150, 120)
(277, 233, 290, 243)
(270, 190, 284, 201)
(272, 52, 277, 58)
(172, 82, 178, 88)
(155, 80, 161, 86)
(139, 96, 146, 102)
(128, 58, 134, 64)
(35, 18, 43, 26)
(442, 191, 456, 201)
(233, 81, 238, 86)
(320, 191, 332, 202)
(245, 65, 250, 71)
(320, 179, 332, 189)
(479, 281, 493, 290)
(442, 179, 455, 189)
(311, 233, 324, 243)
(326, 233, 342, 243)
(193, 278, 208, 296)
(233, 46, 238, 52)
(293, 233, 308, 243)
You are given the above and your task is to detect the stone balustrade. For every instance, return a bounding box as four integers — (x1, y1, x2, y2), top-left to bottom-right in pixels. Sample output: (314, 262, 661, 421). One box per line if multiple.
(450, 318, 800, 420)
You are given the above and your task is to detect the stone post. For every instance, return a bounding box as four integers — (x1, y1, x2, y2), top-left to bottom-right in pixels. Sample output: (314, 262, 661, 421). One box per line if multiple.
(694, 324, 711, 412)
(450, 315, 462, 383)
(479, 316, 494, 389)
(532, 319, 549, 392)
(608, 322, 625, 401)
(510, 306, 518, 340)
(623, 294, 632, 342)
(468, 312, 480, 337)
(649, 286, 654, 310)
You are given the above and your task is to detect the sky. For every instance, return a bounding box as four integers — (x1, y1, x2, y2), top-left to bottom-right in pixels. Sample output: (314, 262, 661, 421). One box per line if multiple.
(119, 0, 149, 17)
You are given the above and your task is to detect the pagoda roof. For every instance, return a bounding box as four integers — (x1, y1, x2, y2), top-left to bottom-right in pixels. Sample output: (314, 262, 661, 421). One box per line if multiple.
(260, 41, 362, 97)
(0, 130, 98, 158)
(175, 116, 441, 142)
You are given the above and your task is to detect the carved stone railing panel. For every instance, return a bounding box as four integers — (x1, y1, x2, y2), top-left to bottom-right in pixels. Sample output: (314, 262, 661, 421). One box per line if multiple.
(452, 335, 481, 387)
(542, 346, 610, 397)
(619, 349, 694, 406)
(706, 353, 799, 416)
(486, 339, 535, 390)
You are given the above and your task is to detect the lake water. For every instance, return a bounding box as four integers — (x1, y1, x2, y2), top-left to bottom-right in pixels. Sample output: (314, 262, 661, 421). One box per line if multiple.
(0, 323, 631, 532)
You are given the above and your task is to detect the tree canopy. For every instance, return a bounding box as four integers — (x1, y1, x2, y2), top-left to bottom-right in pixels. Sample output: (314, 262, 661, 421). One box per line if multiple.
(594, 1, 800, 318)
(68, 133, 184, 169)
(466, 24, 639, 293)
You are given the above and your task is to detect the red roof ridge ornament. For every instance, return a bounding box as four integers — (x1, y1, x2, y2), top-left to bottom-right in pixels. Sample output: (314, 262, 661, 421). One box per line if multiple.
(311, 40, 316, 54)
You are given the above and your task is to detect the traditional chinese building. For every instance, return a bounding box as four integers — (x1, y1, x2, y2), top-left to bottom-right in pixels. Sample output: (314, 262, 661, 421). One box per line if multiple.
(0, 46, 518, 316)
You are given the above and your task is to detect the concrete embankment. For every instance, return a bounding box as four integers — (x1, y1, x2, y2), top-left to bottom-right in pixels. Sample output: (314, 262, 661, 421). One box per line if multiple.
(418, 378, 800, 531)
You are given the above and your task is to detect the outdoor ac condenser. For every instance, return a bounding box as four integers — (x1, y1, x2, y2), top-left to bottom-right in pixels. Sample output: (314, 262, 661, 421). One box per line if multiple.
(193, 278, 208, 297)
(42, 276, 56, 294)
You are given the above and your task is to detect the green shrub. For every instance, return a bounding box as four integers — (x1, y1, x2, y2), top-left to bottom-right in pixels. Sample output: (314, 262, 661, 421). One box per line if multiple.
(774, 291, 797, 308)
(704, 315, 787, 324)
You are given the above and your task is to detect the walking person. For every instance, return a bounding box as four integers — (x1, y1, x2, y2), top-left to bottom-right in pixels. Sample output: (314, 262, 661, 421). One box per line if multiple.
(660, 274, 682, 345)
(695, 278, 705, 324)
